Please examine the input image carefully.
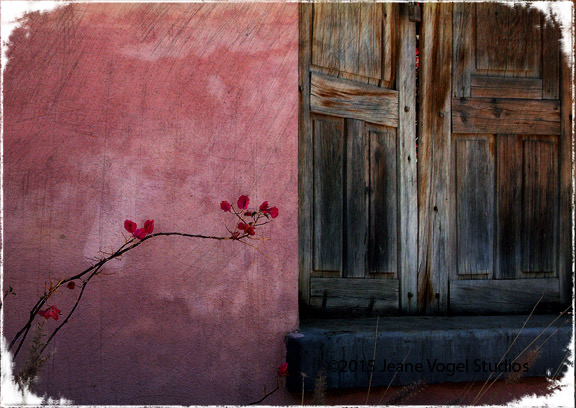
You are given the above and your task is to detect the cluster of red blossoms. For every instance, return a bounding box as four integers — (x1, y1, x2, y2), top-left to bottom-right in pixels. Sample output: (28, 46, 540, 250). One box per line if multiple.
(124, 219, 154, 240)
(38, 305, 61, 321)
(220, 195, 279, 239)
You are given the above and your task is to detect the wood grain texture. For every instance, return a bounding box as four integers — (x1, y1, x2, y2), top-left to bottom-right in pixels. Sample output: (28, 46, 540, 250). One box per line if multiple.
(396, 3, 418, 313)
(298, 3, 313, 306)
(345, 119, 368, 278)
(470, 76, 543, 99)
(506, 4, 541, 75)
(450, 279, 561, 314)
(417, 3, 452, 314)
(310, 72, 399, 127)
(310, 277, 400, 315)
(312, 3, 382, 80)
(475, 4, 541, 76)
(368, 126, 397, 276)
(521, 139, 558, 273)
(542, 20, 560, 99)
(475, 3, 509, 71)
(452, 3, 474, 98)
(313, 115, 344, 272)
(455, 137, 495, 276)
(452, 97, 561, 135)
(495, 135, 522, 279)
(381, 3, 397, 87)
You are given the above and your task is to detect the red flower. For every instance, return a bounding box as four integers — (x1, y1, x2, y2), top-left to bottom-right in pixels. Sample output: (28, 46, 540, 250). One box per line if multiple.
(259, 201, 270, 211)
(38, 305, 62, 321)
(238, 222, 248, 230)
(237, 195, 249, 210)
(220, 201, 232, 212)
(66, 281, 75, 290)
(267, 206, 279, 219)
(277, 363, 289, 377)
(144, 219, 154, 234)
(124, 220, 137, 234)
(133, 228, 147, 240)
(247, 226, 255, 236)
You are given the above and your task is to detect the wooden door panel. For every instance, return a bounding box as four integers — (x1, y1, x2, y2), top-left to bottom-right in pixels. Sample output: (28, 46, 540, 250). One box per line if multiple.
(300, 3, 417, 316)
(419, 2, 571, 314)
(312, 114, 344, 273)
(455, 136, 495, 276)
(450, 279, 561, 314)
(521, 138, 558, 274)
(368, 125, 398, 276)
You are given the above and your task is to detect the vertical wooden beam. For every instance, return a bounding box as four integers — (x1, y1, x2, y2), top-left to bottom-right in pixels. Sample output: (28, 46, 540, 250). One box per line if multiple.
(558, 49, 573, 305)
(417, 3, 452, 314)
(298, 3, 312, 309)
(397, 4, 418, 314)
(452, 2, 473, 98)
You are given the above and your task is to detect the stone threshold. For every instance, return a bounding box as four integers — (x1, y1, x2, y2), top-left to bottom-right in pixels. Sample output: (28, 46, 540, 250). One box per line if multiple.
(285, 315, 572, 392)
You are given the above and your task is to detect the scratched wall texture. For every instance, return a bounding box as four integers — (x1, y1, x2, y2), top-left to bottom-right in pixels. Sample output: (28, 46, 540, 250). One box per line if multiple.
(3, 3, 298, 404)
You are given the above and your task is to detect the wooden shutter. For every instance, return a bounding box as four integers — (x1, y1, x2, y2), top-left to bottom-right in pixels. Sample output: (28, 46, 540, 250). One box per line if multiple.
(418, 3, 571, 314)
(299, 3, 417, 316)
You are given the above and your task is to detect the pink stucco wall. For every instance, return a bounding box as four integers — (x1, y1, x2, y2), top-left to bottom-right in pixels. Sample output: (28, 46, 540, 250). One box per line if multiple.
(3, 3, 299, 404)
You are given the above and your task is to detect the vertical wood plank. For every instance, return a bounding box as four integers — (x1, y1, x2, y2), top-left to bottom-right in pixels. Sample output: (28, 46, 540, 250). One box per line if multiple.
(452, 2, 474, 97)
(313, 116, 344, 272)
(298, 3, 312, 305)
(357, 4, 382, 80)
(507, 5, 541, 75)
(475, 3, 509, 71)
(368, 126, 398, 276)
(559, 53, 573, 304)
(521, 139, 558, 273)
(417, 3, 452, 314)
(345, 119, 368, 278)
(495, 135, 521, 279)
(455, 137, 495, 275)
(542, 19, 560, 99)
(381, 3, 397, 87)
(397, 3, 418, 313)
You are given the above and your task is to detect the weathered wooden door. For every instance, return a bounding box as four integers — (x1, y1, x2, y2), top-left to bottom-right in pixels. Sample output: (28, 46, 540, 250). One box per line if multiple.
(418, 3, 572, 314)
(300, 3, 571, 317)
(299, 3, 418, 316)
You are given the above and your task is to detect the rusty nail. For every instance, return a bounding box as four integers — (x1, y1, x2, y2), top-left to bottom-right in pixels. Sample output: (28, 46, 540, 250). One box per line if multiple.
(407, 292, 414, 298)
(404, 106, 410, 112)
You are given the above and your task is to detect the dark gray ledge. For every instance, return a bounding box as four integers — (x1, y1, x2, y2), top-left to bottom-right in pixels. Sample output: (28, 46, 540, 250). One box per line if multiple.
(285, 315, 573, 392)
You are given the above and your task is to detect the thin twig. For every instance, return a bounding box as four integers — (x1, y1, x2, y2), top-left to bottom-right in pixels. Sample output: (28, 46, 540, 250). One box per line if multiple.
(9, 231, 238, 358)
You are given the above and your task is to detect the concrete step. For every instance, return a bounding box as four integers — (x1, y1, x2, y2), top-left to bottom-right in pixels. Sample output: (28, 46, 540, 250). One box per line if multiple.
(285, 314, 572, 392)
